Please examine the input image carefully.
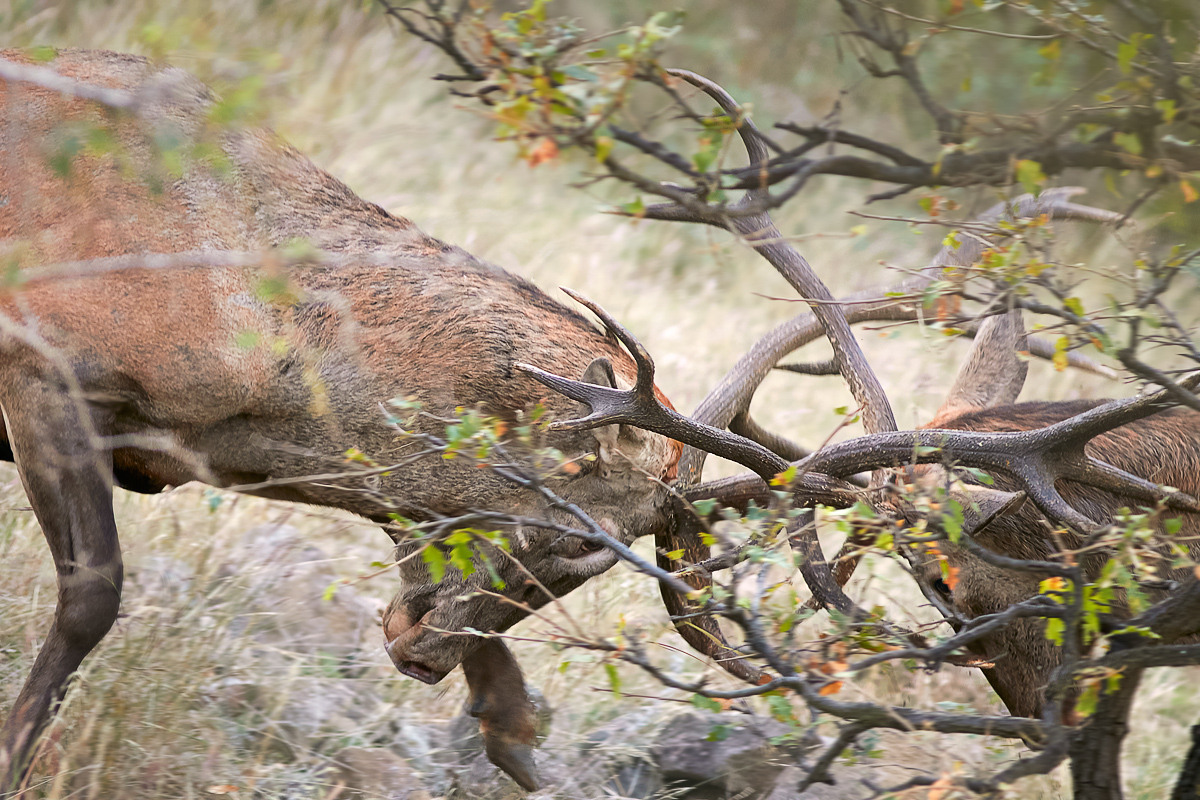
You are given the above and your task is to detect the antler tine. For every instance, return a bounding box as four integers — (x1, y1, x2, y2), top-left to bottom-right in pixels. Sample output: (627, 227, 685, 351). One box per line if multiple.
(665, 68, 771, 195)
(1013, 372, 1200, 522)
(559, 287, 658, 397)
(788, 377, 1200, 533)
(513, 363, 627, 432)
(516, 294, 791, 481)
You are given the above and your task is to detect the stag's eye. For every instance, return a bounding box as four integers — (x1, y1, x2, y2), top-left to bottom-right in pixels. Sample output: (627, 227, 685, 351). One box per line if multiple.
(551, 536, 607, 559)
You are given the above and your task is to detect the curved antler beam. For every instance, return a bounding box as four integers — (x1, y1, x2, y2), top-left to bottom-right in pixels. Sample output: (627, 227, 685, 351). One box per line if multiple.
(678, 188, 1127, 484)
(665, 68, 898, 443)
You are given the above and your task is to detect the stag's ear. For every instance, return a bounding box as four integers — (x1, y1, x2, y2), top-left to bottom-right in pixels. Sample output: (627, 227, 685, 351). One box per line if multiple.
(579, 358, 621, 468)
(954, 486, 1027, 536)
(930, 309, 1028, 426)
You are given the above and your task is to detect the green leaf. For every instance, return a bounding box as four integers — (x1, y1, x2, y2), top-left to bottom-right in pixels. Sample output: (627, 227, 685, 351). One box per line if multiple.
(1045, 617, 1064, 645)
(705, 723, 732, 742)
(766, 694, 794, 722)
(1117, 33, 1151, 75)
(594, 135, 613, 163)
(692, 134, 722, 173)
(621, 197, 645, 216)
(942, 498, 964, 542)
(1113, 132, 1142, 156)
(959, 467, 994, 486)
(422, 546, 447, 583)
(322, 581, 340, 602)
(691, 693, 723, 713)
(560, 64, 597, 82)
(1033, 39, 1061, 86)
(450, 540, 477, 579)
(692, 499, 717, 516)
(771, 465, 797, 487)
(1155, 99, 1178, 124)
(1015, 159, 1046, 196)
(605, 662, 622, 699)
(1075, 683, 1099, 717)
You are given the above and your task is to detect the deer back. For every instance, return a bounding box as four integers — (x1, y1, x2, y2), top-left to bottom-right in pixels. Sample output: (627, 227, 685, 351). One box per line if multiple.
(0, 48, 447, 260)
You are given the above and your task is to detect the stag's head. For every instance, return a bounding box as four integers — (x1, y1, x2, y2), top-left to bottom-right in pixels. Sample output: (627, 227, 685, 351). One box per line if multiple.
(915, 499, 1065, 720)
(901, 469, 1064, 719)
(381, 354, 681, 684)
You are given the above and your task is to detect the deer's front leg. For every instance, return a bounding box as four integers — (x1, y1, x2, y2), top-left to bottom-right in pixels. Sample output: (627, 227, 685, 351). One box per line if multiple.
(461, 637, 542, 792)
(0, 379, 122, 793)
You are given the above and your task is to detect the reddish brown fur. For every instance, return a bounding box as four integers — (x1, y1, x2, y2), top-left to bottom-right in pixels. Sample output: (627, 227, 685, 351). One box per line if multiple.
(0, 49, 681, 791)
(918, 401, 1200, 718)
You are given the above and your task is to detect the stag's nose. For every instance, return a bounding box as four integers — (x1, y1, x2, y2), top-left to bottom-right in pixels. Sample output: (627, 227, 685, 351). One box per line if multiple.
(382, 600, 449, 684)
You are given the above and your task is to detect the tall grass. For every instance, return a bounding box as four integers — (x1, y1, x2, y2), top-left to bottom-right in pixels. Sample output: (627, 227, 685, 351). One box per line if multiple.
(1, 1, 1193, 797)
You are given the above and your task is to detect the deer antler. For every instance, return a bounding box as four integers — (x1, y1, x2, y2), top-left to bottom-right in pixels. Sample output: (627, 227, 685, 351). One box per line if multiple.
(790, 376, 1200, 532)
(678, 188, 1129, 484)
(518, 289, 791, 482)
(663, 68, 898, 442)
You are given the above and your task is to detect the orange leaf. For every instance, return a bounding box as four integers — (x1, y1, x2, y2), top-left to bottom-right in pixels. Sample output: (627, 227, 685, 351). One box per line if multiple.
(818, 681, 844, 696)
(527, 137, 559, 167)
(1193, 565, 1200, 581)
(1183, 180, 1198, 204)
(928, 775, 954, 800)
(560, 461, 581, 475)
(945, 566, 961, 592)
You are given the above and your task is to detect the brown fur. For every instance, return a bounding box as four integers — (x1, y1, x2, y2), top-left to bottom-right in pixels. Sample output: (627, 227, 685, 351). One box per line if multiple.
(919, 401, 1200, 718)
(0, 48, 680, 790)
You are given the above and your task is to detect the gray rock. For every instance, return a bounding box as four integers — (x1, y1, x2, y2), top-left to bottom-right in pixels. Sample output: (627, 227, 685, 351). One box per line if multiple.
(331, 746, 430, 800)
(221, 523, 383, 675)
(651, 711, 814, 799)
(605, 757, 662, 799)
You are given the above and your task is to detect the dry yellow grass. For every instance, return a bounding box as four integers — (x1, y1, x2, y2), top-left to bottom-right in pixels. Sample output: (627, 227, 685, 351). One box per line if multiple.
(1, 1, 1195, 798)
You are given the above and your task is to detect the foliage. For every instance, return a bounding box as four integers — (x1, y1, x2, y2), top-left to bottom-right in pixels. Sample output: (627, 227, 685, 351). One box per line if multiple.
(384, 2, 1200, 797)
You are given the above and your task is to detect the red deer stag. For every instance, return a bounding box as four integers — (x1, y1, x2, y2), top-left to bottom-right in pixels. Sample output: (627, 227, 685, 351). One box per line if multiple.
(515, 70, 1200, 787)
(0, 48, 695, 792)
